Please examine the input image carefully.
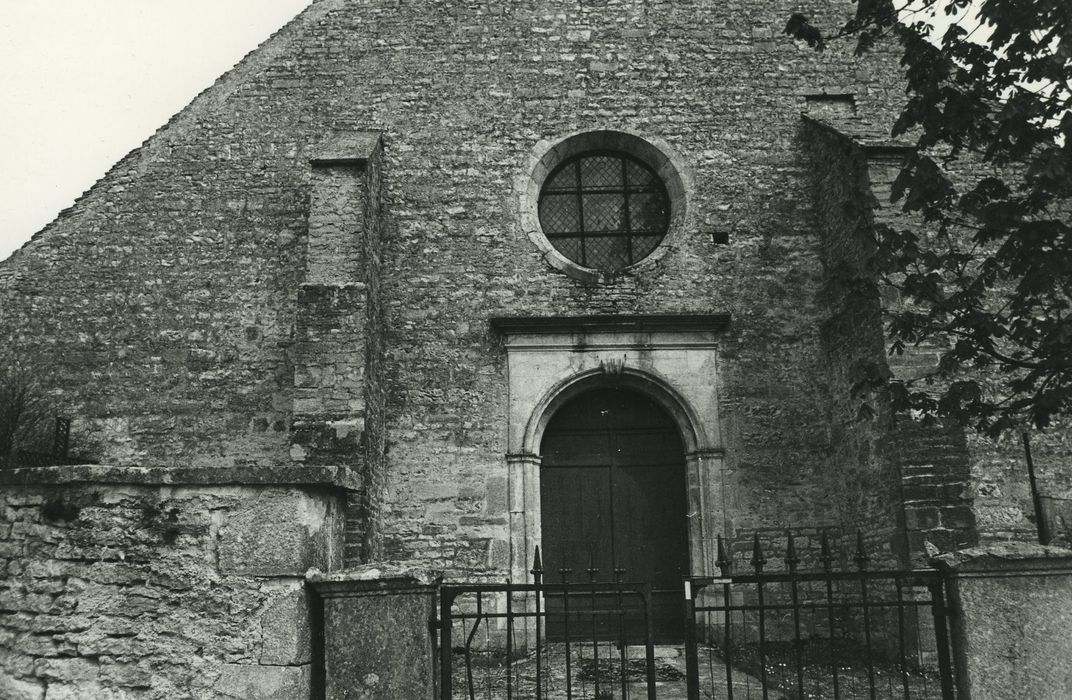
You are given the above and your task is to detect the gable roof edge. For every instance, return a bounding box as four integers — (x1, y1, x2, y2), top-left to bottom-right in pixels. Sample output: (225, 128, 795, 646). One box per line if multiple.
(0, 0, 344, 269)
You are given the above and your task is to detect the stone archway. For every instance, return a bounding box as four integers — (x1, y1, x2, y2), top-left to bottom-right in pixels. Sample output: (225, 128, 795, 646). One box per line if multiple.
(493, 314, 730, 590)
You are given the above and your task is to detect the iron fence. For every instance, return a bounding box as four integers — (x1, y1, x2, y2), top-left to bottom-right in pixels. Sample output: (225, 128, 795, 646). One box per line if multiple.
(438, 534, 960, 700)
(439, 547, 659, 700)
(684, 532, 958, 700)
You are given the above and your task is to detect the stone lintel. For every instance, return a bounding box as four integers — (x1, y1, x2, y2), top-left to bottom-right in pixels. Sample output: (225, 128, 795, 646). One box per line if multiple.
(0, 464, 362, 492)
(298, 281, 367, 292)
(932, 542, 1072, 576)
(309, 131, 383, 167)
(490, 313, 730, 337)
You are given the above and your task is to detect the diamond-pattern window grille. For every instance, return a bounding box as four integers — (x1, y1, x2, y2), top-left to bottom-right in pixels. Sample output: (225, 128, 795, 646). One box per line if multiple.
(632, 235, 663, 261)
(585, 235, 630, 270)
(580, 156, 624, 189)
(584, 193, 625, 231)
(553, 237, 584, 262)
(629, 193, 668, 233)
(539, 194, 579, 234)
(625, 159, 659, 188)
(538, 151, 670, 271)
(543, 166, 577, 193)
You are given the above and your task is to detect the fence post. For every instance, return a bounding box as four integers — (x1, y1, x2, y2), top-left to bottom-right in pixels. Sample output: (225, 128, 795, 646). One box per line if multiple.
(308, 567, 442, 700)
(932, 543, 1072, 700)
(440, 588, 453, 700)
(684, 579, 701, 700)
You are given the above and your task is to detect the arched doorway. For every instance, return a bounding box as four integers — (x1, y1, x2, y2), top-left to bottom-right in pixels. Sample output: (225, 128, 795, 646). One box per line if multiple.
(539, 386, 689, 642)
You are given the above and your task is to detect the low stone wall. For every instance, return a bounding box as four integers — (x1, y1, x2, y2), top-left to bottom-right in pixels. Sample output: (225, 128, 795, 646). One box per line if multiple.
(0, 465, 355, 700)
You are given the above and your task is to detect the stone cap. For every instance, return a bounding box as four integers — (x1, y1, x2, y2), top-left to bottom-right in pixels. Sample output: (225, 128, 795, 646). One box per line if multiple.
(310, 131, 383, 167)
(802, 114, 916, 156)
(307, 563, 442, 597)
(0, 464, 362, 491)
(931, 542, 1072, 575)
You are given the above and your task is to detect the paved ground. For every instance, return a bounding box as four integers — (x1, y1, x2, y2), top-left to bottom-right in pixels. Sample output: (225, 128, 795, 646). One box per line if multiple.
(452, 642, 949, 699)
(624, 646, 774, 700)
(451, 644, 772, 700)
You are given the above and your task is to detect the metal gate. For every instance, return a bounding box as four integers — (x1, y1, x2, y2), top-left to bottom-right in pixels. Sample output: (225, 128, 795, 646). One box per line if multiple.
(438, 535, 959, 699)
(439, 547, 659, 700)
(684, 532, 958, 700)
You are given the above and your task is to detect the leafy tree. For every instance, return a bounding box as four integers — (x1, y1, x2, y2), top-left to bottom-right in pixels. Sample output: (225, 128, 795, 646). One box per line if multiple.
(0, 360, 53, 467)
(787, 0, 1072, 436)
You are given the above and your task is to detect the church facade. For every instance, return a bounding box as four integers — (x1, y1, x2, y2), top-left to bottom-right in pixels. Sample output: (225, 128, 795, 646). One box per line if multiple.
(1, 0, 1068, 697)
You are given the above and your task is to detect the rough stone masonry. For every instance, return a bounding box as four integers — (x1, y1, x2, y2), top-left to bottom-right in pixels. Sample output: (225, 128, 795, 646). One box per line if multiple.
(1, 0, 1069, 697)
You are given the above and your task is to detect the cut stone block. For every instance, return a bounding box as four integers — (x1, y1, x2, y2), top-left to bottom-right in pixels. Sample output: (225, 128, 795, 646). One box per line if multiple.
(218, 489, 338, 576)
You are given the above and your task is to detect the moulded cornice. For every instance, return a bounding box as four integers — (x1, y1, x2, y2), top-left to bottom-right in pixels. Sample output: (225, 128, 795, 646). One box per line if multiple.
(489, 313, 731, 336)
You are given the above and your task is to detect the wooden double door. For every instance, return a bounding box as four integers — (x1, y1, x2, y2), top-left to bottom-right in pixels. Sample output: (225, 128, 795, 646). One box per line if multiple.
(540, 387, 689, 642)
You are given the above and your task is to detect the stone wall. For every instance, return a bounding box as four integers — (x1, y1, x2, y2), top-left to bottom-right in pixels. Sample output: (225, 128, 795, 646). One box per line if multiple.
(802, 117, 985, 565)
(968, 427, 1072, 546)
(357, 0, 910, 576)
(0, 1, 340, 467)
(0, 466, 350, 700)
(846, 120, 1072, 551)
(802, 119, 905, 566)
(356, 143, 389, 564)
(863, 147, 980, 561)
(297, 134, 388, 564)
(830, 120, 1068, 553)
(0, 0, 919, 579)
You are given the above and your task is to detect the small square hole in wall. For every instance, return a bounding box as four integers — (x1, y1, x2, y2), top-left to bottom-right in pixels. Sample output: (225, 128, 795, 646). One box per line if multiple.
(805, 93, 857, 119)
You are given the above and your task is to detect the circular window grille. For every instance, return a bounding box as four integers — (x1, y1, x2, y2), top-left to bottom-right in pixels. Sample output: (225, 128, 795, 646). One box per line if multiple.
(537, 151, 670, 272)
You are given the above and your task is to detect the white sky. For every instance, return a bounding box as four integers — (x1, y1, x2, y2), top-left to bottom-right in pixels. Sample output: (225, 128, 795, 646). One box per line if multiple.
(0, 0, 310, 261)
